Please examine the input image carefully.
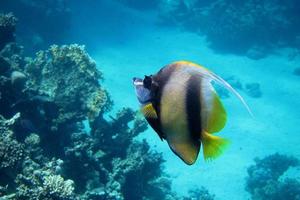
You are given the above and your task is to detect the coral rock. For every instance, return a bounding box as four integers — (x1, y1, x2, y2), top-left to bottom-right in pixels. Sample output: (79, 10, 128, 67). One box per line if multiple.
(11, 71, 27, 90)
(0, 13, 17, 50)
(0, 115, 25, 170)
(246, 153, 299, 200)
(25, 44, 112, 126)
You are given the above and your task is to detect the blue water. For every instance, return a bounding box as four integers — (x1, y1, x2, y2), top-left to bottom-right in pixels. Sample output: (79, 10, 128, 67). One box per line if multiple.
(1, 0, 300, 199)
(70, 1, 300, 199)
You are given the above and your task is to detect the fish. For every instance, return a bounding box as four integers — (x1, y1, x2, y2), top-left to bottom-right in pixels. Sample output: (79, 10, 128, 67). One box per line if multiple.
(11, 95, 53, 109)
(133, 61, 251, 165)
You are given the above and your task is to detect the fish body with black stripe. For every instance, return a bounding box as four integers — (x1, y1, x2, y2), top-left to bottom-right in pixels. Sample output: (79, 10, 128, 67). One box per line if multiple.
(133, 61, 251, 165)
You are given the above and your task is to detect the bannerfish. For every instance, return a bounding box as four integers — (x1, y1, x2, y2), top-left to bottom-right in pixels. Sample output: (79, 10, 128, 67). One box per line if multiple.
(133, 61, 251, 165)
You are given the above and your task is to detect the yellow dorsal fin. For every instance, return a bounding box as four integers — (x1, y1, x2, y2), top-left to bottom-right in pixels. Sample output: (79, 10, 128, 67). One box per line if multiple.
(206, 92, 227, 133)
(202, 131, 230, 161)
(141, 103, 158, 119)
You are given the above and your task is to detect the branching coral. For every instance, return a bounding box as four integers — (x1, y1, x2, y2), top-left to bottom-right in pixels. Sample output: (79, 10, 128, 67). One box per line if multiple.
(245, 153, 300, 200)
(0, 37, 27, 119)
(0, 43, 25, 73)
(90, 108, 148, 158)
(42, 175, 74, 199)
(0, 114, 24, 171)
(63, 131, 108, 194)
(0, 114, 75, 200)
(111, 141, 165, 199)
(15, 159, 75, 200)
(64, 108, 166, 199)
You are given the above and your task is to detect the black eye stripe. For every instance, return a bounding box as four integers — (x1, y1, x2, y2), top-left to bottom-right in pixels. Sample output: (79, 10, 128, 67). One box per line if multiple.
(143, 75, 152, 89)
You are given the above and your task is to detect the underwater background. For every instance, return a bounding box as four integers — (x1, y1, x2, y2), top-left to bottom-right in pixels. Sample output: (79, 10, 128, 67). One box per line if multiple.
(0, 0, 300, 199)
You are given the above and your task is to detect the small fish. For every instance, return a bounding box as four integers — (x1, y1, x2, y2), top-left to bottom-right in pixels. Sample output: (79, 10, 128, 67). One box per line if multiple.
(11, 95, 53, 109)
(133, 61, 251, 165)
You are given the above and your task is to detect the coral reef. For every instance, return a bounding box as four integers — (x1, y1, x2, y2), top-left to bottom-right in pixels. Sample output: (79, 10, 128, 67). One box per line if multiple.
(158, 0, 300, 57)
(0, 0, 71, 53)
(0, 114, 24, 172)
(0, 114, 75, 200)
(245, 153, 300, 200)
(25, 44, 112, 125)
(0, 12, 215, 200)
(0, 13, 17, 50)
(90, 108, 147, 157)
(15, 159, 75, 200)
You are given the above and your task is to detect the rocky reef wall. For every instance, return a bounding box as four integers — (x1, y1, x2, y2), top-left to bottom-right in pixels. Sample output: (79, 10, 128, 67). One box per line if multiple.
(115, 0, 300, 59)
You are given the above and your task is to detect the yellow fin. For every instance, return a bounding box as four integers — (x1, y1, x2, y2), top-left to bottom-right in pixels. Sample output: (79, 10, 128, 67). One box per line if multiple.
(202, 131, 230, 161)
(174, 61, 208, 71)
(174, 60, 253, 116)
(141, 103, 158, 119)
(206, 92, 227, 133)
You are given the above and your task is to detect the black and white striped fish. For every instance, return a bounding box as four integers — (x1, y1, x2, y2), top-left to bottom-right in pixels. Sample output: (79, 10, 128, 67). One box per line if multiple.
(133, 61, 251, 165)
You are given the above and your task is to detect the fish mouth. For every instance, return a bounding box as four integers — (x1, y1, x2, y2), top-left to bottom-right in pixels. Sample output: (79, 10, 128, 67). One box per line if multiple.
(132, 77, 143, 86)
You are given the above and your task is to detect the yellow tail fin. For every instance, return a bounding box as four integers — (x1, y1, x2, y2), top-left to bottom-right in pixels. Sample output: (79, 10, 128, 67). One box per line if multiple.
(202, 131, 230, 161)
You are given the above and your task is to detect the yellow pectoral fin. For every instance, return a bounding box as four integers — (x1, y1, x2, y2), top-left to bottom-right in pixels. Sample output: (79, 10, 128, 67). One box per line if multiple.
(141, 103, 158, 119)
(206, 92, 227, 133)
(202, 131, 230, 161)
